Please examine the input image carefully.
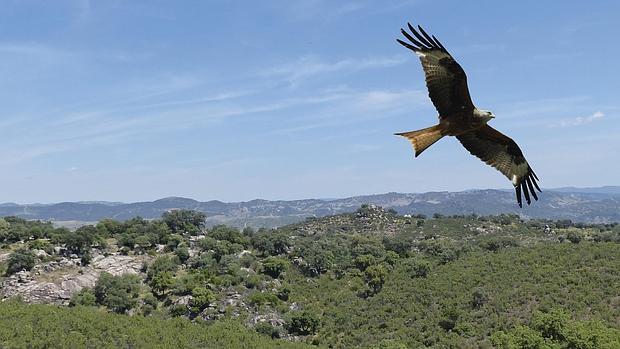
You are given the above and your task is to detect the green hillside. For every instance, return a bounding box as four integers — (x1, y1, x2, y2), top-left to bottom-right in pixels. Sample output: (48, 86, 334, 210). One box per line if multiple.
(0, 301, 310, 349)
(1, 207, 619, 348)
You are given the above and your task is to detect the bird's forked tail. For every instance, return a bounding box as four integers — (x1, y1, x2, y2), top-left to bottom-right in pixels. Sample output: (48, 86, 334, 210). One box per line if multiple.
(395, 124, 446, 157)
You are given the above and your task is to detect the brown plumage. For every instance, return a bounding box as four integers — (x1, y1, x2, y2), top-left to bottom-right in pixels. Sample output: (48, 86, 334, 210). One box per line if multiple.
(395, 22, 541, 207)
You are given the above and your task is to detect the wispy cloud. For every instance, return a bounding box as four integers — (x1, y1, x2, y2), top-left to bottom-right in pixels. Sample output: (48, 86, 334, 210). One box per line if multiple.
(0, 42, 76, 62)
(271, 0, 417, 21)
(262, 55, 407, 86)
(550, 111, 605, 128)
(266, 89, 426, 135)
(496, 96, 591, 120)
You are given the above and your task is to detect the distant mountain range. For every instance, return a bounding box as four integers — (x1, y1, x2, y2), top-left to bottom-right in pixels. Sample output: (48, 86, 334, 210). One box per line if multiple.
(2, 187, 619, 228)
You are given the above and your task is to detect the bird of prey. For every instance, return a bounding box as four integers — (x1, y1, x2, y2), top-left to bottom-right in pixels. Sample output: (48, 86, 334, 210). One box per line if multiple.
(395, 22, 541, 207)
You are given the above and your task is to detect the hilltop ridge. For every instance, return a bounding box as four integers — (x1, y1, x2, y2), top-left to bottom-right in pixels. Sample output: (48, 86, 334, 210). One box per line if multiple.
(1, 187, 619, 228)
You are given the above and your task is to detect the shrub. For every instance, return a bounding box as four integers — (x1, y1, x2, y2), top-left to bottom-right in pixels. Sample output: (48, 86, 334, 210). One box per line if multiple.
(175, 246, 190, 264)
(247, 291, 279, 308)
(261, 256, 289, 278)
(566, 232, 582, 244)
(6, 249, 35, 276)
(69, 288, 97, 307)
(245, 274, 263, 289)
(255, 322, 280, 339)
(189, 287, 215, 314)
(94, 272, 141, 314)
(288, 311, 320, 336)
(147, 256, 179, 281)
(402, 257, 431, 278)
(162, 210, 206, 235)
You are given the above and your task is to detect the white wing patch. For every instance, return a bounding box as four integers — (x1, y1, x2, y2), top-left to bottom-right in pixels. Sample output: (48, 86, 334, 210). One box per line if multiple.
(415, 51, 426, 58)
(511, 174, 518, 186)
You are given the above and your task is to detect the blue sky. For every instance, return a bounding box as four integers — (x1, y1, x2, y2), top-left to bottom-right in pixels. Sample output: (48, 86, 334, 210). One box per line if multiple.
(1, 1, 619, 203)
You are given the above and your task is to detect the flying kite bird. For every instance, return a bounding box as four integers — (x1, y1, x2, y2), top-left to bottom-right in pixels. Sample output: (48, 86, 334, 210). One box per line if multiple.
(395, 22, 541, 207)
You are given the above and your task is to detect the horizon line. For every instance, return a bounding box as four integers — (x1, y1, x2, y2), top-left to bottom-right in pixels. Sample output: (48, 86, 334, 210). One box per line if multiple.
(2, 185, 619, 206)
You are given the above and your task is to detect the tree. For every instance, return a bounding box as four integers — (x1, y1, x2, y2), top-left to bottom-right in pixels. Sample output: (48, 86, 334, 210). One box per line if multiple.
(80, 252, 92, 266)
(134, 235, 153, 251)
(439, 305, 460, 331)
(288, 311, 320, 335)
(479, 237, 518, 252)
(199, 239, 242, 263)
(383, 251, 401, 266)
(209, 225, 250, 246)
(96, 218, 124, 236)
(6, 249, 35, 275)
(171, 271, 210, 296)
(471, 288, 488, 309)
(403, 257, 431, 278)
(162, 210, 206, 235)
(566, 231, 582, 244)
(189, 287, 215, 314)
(150, 271, 174, 297)
(63, 225, 103, 256)
(0, 218, 9, 242)
(364, 263, 388, 296)
(175, 246, 190, 264)
(69, 288, 97, 307)
(140, 293, 158, 315)
(251, 231, 290, 256)
(354, 254, 376, 271)
(94, 272, 141, 314)
(148, 220, 172, 244)
(382, 235, 414, 256)
(147, 256, 179, 281)
(492, 309, 620, 348)
(165, 234, 183, 251)
(296, 245, 333, 276)
(255, 322, 281, 339)
(261, 257, 289, 278)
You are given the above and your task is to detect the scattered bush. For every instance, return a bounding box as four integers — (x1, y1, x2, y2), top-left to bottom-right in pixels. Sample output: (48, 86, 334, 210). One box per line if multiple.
(6, 249, 35, 275)
(288, 311, 320, 336)
(94, 272, 141, 314)
(262, 256, 289, 278)
(69, 288, 97, 307)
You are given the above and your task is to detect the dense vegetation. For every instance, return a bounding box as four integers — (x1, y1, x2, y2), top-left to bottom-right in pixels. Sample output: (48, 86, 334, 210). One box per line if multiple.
(0, 301, 310, 348)
(1, 207, 619, 348)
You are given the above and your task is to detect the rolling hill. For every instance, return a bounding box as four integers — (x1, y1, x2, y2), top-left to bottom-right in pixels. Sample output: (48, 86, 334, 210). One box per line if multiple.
(1, 187, 619, 228)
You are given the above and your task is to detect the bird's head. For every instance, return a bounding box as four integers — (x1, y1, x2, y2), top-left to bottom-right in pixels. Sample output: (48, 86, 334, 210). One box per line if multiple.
(486, 111, 495, 122)
(474, 109, 495, 123)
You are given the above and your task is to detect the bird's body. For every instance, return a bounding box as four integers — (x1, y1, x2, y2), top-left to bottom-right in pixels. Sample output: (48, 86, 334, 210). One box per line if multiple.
(396, 23, 541, 207)
(441, 108, 494, 136)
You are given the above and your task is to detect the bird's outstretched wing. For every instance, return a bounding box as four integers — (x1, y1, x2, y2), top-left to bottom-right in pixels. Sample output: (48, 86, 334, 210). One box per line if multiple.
(456, 125, 541, 207)
(397, 23, 474, 117)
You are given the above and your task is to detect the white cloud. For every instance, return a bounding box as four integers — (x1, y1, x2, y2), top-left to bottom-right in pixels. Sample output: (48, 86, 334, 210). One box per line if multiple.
(551, 111, 605, 128)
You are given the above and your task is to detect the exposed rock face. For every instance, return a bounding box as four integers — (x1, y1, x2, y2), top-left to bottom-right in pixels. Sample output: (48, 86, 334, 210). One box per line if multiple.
(32, 249, 49, 258)
(0, 251, 11, 263)
(90, 254, 143, 276)
(249, 312, 286, 328)
(173, 295, 194, 306)
(0, 254, 145, 305)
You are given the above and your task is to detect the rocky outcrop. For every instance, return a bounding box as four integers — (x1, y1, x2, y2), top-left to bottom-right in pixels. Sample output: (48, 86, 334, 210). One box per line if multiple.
(0, 254, 145, 305)
(90, 254, 143, 276)
(0, 251, 11, 263)
(249, 312, 286, 328)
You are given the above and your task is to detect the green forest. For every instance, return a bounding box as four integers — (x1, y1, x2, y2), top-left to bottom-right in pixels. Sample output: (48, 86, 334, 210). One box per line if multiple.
(1, 206, 619, 348)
